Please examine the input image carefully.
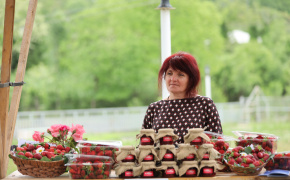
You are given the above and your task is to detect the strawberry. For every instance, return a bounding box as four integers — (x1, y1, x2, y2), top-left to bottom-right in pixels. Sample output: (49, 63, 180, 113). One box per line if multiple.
(36, 145, 42, 149)
(27, 144, 35, 151)
(88, 151, 96, 155)
(87, 165, 94, 172)
(69, 168, 78, 174)
(104, 170, 110, 177)
(44, 143, 50, 149)
(33, 153, 42, 160)
(24, 152, 33, 158)
(241, 163, 249, 167)
(88, 172, 96, 178)
(97, 162, 103, 169)
(236, 157, 242, 164)
(284, 153, 290, 157)
(56, 144, 64, 150)
(233, 152, 240, 158)
(18, 152, 24, 156)
(245, 158, 254, 164)
(97, 151, 104, 156)
(263, 153, 270, 161)
(65, 146, 71, 153)
(105, 150, 113, 157)
(228, 159, 236, 165)
(219, 150, 225, 154)
(81, 170, 86, 177)
(257, 152, 264, 159)
(46, 152, 53, 159)
(253, 161, 260, 167)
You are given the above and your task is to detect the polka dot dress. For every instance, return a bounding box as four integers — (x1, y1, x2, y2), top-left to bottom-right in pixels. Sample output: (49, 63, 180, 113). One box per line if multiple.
(142, 96, 223, 144)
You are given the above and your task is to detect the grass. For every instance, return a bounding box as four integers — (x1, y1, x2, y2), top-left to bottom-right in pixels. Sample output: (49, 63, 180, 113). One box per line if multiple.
(6, 120, 290, 176)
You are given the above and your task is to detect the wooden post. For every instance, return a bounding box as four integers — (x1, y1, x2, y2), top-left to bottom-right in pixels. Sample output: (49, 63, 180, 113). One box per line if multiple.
(0, 0, 38, 178)
(0, 0, 15, 178)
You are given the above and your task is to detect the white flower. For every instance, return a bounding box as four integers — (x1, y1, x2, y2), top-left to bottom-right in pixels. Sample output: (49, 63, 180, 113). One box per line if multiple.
(36, 147, 45, 154)
(240, 152, 247, 157)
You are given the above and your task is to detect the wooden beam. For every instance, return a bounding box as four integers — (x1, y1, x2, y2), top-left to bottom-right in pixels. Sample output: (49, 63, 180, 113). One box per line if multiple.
(0, 0, 15, 178)
(1, 0, 38, 178)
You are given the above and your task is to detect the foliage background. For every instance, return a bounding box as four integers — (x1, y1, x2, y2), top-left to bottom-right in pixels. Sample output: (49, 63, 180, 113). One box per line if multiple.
(0, 0, 289, 110)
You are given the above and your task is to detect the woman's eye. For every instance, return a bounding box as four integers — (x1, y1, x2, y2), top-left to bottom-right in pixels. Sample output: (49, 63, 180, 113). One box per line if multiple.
(167, 72, 173, 75)
(179, 73, 184, 76)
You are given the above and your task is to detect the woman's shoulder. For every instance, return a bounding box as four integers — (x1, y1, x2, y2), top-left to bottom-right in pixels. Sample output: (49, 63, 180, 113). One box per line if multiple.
(147, 99, 165, 108)
(194, 95, 213, 102)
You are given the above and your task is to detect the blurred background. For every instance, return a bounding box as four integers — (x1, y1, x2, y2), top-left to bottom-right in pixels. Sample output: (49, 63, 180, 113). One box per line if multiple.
(1, 0, 290, 175)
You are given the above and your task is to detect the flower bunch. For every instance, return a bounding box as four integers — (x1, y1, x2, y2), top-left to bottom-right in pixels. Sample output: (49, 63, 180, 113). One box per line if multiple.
(32, 124, 86, 152)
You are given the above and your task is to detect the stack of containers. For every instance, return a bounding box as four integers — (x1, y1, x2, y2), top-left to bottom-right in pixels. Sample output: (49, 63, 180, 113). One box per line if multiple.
(114, 146, 137, 178)
(115, 129, 159, 178)
(155, 128, 179, 178)
(116, 128, 224, 178)
(183, 128, 221, 177)
(66, 140, 122, 179)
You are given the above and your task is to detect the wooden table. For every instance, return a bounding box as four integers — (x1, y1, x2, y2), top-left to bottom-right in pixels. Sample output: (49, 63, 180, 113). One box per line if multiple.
(3, 171, 290, 180)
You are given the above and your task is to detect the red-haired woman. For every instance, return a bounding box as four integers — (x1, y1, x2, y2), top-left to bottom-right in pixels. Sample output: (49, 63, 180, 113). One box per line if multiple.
(142, 52, 223, 144)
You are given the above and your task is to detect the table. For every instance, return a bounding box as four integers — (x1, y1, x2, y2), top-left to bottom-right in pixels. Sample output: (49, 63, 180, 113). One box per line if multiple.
(3, 170, 290, 180)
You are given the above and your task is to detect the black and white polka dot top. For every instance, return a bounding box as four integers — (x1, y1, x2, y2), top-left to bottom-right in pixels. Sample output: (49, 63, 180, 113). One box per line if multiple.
(142, 96, 223, 144)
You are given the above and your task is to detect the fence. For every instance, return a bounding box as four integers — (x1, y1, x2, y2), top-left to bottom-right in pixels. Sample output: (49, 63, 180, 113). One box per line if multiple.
(14, 96, 290, 139)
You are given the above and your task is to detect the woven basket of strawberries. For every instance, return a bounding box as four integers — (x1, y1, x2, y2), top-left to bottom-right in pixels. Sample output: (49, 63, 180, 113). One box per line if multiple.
(9, 124, 86, 178)
(223, 145, 274, 176)
(9, 143, 69, 178)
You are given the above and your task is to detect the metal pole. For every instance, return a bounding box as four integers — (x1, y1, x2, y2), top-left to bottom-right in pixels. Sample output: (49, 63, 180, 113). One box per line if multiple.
(205, 66, 212, 98)
(156, 0, 175, 99)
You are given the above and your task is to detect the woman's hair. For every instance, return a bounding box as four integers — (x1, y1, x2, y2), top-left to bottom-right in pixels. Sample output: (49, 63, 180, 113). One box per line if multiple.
(158, 51, 201, 97)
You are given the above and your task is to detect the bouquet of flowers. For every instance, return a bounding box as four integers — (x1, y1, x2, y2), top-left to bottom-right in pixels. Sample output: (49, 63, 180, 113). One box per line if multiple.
(10, 124, 85, 161)
(33, 124, 86, 152)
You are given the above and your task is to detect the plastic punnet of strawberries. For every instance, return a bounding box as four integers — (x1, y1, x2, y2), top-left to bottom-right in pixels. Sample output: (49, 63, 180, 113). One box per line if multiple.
(232, 131, 278, 154)
(65, 154, 113, 179)
(265, 151, 290, 170)
(223, 144, 274, 175)
(10, 124, 85, 162)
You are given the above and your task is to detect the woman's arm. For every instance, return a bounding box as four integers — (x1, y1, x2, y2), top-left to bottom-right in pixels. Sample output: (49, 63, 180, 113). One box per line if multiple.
(205, 98, 223, 134)
(142, 105, 154, 129)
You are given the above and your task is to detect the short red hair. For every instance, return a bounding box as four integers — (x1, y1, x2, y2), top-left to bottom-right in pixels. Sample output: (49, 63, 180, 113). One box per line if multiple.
(158, 52, 201, 97)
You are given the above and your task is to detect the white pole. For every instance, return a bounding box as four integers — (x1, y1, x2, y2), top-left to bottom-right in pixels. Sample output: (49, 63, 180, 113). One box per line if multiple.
(156, 0, 175, 99)
(205, 66, 212, 98)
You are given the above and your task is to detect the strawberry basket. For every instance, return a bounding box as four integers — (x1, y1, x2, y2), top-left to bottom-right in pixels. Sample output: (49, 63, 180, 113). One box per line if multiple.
(10, 154, 66, 178)
(224, 160, 266, 176)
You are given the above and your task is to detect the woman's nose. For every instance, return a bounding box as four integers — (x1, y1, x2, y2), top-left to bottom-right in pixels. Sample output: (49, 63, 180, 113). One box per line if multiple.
(170, 75, 177, 81)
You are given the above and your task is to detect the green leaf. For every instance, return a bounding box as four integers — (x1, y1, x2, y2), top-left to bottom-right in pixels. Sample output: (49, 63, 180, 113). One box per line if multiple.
(17, 155, 28, 160)
(51, 155, 63, 161)
(40, 156, 51, 161)
(64, 156, 68, 164)
(244, 146, 252, 154)
(8, 154, 13, 159)
(249, 164, 255, 168)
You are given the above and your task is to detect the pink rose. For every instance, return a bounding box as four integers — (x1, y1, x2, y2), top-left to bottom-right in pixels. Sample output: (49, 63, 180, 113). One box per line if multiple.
(48, 124, 62, 137)
(32, 131, 44, 142)
(59, 125, 70, 136)
(70, 124, 85, 141)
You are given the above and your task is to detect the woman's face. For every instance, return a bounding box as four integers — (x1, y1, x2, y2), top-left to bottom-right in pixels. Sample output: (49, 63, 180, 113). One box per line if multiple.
(165, 67, 189, 96)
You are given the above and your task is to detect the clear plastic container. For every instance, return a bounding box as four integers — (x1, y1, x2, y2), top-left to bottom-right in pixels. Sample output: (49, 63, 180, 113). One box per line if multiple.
(66, 161, 113, 179)
(232, 131, 278, 153)
(265, 151, 290, 170)
(65, 154, 113, 164)
(77, 140, 122, 161)
(204, 131, 233, 155)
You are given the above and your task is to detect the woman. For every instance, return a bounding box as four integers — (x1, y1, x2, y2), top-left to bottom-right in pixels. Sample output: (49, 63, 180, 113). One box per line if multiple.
(142, 52, 223, 144)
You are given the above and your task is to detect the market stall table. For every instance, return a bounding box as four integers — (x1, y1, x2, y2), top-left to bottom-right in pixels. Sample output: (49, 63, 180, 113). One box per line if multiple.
(4, 170, 290, 180)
